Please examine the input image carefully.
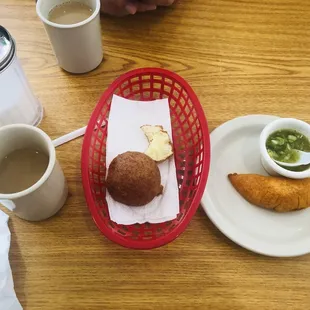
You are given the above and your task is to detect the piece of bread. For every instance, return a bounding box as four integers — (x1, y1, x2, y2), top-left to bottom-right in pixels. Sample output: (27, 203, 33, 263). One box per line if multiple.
(140, 125, 163, 142)
(106, 151, 163, 206)
(141, 125, 173, 162)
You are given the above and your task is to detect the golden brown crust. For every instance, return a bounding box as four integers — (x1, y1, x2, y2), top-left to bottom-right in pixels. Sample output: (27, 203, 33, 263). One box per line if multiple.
(107, 151, 163, 206)
(228, 173, 310, 212)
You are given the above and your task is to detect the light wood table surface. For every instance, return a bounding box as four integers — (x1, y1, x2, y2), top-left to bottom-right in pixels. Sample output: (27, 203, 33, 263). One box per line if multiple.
(1, 0, 310, 309)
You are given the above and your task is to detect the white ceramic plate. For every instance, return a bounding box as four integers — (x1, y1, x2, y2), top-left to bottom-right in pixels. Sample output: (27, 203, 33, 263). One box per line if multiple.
(201, 115, 310, 257)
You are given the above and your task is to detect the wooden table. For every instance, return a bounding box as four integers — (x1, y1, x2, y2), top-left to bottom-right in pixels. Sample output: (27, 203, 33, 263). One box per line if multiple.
(1, 0, 310, 309)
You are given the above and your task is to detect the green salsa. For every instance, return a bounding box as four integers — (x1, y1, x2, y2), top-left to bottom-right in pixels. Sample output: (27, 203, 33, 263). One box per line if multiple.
(266, 129, 310, 167)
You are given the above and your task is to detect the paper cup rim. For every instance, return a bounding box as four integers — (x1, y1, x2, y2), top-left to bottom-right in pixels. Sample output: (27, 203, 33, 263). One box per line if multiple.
(36, 0, 101, 29)
(0, 124, 56, 200)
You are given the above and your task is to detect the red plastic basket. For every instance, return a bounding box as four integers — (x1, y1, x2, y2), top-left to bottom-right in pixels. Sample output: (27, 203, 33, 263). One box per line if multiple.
(81, 68, 210, 249)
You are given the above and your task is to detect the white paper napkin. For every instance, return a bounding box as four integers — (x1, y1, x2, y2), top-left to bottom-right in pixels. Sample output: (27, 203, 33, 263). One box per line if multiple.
(106, 95, 179, 225)
(0, 211, 22, 310)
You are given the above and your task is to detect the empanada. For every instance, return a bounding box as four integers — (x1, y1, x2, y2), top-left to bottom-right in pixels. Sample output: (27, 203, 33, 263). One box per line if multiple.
(228, 173, 310, 212)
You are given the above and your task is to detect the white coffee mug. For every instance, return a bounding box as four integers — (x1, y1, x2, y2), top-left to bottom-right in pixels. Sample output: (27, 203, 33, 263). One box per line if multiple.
(36, 0, 103, 74)
(0, 124, 68, 221)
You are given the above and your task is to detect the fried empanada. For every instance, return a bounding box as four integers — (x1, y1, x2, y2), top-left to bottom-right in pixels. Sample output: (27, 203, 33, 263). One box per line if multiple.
(228, 173, 310, 212)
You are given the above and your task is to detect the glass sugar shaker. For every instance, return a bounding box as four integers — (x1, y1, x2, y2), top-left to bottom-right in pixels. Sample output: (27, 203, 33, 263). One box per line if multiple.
(0, 26, 43, 127)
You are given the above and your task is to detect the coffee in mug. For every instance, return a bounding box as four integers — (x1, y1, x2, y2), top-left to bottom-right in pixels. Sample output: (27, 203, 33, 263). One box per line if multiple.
(0, 124, 68, 221)
(0, 148, 49, 194)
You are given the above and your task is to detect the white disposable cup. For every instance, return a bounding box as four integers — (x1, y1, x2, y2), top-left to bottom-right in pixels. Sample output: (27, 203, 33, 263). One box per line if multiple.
(36, 0, 103, 74)
(0, 124, 68, 221)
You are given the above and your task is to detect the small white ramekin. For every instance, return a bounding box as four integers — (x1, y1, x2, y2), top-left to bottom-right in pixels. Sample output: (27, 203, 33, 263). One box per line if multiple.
(260, 118, 310, 179)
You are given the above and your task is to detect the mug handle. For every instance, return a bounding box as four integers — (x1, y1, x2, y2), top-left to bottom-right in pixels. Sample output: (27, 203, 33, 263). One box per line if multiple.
(0, 200, 16, 211)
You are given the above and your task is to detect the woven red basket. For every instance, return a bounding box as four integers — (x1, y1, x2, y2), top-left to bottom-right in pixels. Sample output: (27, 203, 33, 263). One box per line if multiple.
(81, 68, 210, 249)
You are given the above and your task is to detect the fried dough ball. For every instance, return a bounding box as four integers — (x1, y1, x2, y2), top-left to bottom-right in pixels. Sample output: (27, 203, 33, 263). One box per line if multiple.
(107, 151, 163, 206)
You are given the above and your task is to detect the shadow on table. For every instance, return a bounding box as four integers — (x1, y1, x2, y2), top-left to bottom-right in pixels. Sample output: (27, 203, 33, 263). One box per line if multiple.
(101, 5, 176, 30)
(99, 5, 178, 63)
(79, 204, 249, 309)
(9, 220, 27, 309)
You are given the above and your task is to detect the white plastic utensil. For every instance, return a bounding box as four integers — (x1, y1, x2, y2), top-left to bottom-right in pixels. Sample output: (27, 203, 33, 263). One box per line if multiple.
(53, 126, 87, 148)
(273, 150, 310, 167)
(53, 122, 105, 148)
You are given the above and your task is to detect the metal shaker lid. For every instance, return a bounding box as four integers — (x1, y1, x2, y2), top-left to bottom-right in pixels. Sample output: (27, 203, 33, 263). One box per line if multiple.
(0, 26, 15, 72)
